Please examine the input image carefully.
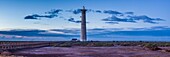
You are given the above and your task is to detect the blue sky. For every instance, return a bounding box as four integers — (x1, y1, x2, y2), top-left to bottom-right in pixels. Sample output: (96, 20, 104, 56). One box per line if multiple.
(0, 0, 170, 41)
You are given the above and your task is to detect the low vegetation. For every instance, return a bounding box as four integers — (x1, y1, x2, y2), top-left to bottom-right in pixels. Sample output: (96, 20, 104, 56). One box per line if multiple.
(50, 41, 170, 52)
(143, 43, 162, 51)
(51, 41, 170, 48)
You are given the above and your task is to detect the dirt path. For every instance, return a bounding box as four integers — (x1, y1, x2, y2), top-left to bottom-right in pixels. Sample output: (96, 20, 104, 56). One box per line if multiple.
(14, 46, 170, 57)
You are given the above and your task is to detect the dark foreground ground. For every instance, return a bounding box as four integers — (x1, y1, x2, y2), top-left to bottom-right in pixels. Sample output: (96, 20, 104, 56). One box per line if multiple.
(0, 41, 170, 57)
(10, 46, 170, 57)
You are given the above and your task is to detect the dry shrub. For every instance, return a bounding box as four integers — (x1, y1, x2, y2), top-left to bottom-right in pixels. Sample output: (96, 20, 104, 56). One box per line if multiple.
(144, 43, 162, 51)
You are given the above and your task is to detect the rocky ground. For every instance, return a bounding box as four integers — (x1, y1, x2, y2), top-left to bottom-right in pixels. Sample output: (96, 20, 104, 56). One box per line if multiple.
(9, 46, 170, 57)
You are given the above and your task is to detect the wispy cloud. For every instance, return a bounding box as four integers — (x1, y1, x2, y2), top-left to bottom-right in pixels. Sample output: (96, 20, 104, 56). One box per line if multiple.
(24, 9, 165, 24)
(1, 26, 169, 38)
(24, 14, 58, 19)
(66, 9, 82, 14)
(103, 10, 122, 15)
(102, 16, 136, 23)
(105, 22, 119, 24)
(102, 14, 164, 24)
(125, 12, 134, 15)
(150, 26, 170, 30)
(68, 18, 81, 23)
(128, 26, 170, 31)
(24, 9, 62, 19)
(0, 29, 76, 37)
(95, 10, 102, 13)
(67, 18, 89, 23)
(45, 9, 62, 14)
(88, 26, 170, 37)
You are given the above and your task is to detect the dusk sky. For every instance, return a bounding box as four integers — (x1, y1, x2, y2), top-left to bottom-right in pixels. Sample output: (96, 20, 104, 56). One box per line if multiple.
(0, 0, 170, 41)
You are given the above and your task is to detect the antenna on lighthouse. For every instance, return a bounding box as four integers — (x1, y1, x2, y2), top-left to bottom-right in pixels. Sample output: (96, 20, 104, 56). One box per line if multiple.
(83, 6, 85, 9)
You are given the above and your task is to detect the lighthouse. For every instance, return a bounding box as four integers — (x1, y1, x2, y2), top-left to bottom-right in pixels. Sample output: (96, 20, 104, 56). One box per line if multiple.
(80, 6, 87, 41)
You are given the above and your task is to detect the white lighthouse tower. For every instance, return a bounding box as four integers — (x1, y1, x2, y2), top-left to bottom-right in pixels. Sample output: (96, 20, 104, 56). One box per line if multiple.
(80, 6, 87, 41)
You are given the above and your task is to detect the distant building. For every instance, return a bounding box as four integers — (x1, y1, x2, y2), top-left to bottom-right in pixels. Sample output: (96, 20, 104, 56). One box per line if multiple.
(71, 38, 78, 41)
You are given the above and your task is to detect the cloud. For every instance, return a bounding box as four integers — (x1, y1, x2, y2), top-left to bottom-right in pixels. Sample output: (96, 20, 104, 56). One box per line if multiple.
(24, 8, 165, 24)
(105, 22, 119, 24)
(45, 9, 62, 14)
(128, 28, 149, 31)
(24, 14, 58, 19)
(24, 9, 62, 19)
(102, 16, 136, 23)
(50, 29, 80, 35)
(103, 10, 122, 15)
(89, 28, 105, 31)
(0, 29, 75, 37)
(24, 15, 38, 19)
(102, 15, 164, 24)
(87, 26, 170, 37)
(150, 26, 170, 30)
(109, 30, 170, 36)
(68, 18, 81, 23)
(124, 12, 134, 15)
(129, 15, 164, 24)
(87, 28, 124, 35)
(67, 18, 89, 23)
(128, 26, 170, 31)
(66, 9, 103, 14)
(88, 27, 170, 37)
(115, 30, 169, 36)
(95, 10, 102, 13)
(0, 26, 170, 39)
(66, 9, 82, 14)
(64, 9, 164, 24)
